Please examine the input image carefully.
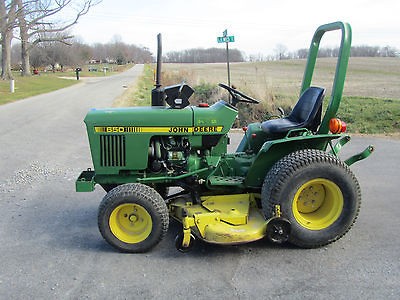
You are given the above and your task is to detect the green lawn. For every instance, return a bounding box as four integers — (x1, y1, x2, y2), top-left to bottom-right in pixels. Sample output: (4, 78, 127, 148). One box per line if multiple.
(0, 73, 78, 105)
(113, 64, 154, 107)
(0, 64, 133, 106)
(338, 96, 400, 134)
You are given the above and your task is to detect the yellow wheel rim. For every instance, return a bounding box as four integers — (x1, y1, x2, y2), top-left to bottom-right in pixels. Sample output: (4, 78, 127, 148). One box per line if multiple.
(292, 179, 343, 230)
(109, 204, 152, 243)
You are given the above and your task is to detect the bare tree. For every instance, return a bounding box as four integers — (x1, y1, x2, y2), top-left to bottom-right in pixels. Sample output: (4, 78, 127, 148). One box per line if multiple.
(274, 43, 288, 60)
(15, 0, 99, 76)
(1, 0, 17, 80)
(1, 0, 98, 78)
(164, 48, 245, 63)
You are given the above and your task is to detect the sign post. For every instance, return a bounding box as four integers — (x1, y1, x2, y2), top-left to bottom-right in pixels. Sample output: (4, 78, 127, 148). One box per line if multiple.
(217, 29, 235, 88)
(10, 79, 15, 93)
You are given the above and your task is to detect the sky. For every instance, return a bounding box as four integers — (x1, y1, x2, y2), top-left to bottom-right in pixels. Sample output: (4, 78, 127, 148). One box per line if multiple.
(71, 0, 400, 56)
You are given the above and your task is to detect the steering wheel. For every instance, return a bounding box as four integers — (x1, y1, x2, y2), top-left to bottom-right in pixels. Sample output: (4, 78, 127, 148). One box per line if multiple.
(218, 83, 260, 106)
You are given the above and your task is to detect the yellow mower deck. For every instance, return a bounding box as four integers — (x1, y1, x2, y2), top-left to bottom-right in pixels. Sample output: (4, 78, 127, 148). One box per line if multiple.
(169, 193, 268, 245)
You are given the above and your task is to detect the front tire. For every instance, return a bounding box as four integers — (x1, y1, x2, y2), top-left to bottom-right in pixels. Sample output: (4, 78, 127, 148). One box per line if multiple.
(261, 149, 361, 248)
(98, 183, 169, 253)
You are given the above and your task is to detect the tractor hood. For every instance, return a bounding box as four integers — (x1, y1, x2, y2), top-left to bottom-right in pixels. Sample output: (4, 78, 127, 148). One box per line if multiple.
(83, 100, 237, 172)
(84, 100, 237, 136)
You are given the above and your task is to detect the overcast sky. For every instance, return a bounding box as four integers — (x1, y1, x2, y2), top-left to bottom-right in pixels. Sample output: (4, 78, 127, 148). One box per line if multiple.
(72, 0, 400, 56)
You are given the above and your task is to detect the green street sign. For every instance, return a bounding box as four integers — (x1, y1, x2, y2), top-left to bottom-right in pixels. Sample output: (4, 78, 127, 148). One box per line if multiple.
(217, 30, 234, 88)
(217, 36, 235, 43)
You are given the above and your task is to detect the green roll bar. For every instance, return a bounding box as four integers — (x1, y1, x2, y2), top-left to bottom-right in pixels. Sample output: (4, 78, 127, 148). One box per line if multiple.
(300, 21, 352, 134)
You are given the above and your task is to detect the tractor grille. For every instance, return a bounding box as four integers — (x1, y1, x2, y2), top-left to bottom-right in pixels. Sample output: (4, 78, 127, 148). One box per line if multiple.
(100, 135, 126, 167)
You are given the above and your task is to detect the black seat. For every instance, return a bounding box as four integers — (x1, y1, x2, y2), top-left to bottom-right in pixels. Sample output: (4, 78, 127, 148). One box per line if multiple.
(261, 86, 325, 136)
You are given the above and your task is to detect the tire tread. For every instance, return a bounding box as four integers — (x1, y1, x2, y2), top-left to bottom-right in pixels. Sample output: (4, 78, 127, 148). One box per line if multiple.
(261, 149, 361, 248)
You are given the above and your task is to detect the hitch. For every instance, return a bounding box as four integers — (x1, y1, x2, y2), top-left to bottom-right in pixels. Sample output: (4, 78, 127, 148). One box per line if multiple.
(329, 136, 374, 166)
(329, 135, 351, 156)
(345, 145, 374, 166)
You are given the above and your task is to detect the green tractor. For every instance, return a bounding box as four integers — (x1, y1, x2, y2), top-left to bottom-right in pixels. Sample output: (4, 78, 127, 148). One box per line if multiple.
(76, 22, 373, 252)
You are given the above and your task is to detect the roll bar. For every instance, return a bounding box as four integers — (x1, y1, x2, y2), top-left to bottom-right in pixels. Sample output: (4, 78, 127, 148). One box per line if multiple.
(300, 21, 352, 134)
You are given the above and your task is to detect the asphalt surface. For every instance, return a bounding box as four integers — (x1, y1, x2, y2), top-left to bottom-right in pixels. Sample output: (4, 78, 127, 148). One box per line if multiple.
(0, 65, 399, 299)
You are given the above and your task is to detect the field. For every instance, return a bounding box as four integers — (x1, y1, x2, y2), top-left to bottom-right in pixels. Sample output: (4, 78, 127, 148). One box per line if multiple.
(117, 57, 400, 134)
(162, 57, 400, 99)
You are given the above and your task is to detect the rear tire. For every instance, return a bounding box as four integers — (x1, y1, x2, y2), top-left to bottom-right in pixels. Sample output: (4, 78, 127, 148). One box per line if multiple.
(151, 184, 170, 199)
(261, 149, 361, 248)
(98, 183, 169, 253)
(101, 184, 118, 192)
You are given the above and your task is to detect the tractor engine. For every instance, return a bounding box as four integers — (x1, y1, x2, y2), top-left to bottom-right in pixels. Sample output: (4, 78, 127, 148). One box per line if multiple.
(148, 136, 190, 173)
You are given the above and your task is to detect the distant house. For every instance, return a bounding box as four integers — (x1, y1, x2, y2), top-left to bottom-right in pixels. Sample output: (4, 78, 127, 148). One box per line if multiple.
(88, 59, 101, 64)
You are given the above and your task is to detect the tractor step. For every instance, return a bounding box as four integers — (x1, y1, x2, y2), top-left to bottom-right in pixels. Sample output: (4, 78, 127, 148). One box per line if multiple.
(207, 176, 245, 186)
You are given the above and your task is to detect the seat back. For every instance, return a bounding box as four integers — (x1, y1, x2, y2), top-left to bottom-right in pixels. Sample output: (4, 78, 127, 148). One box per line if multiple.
(260, 86, 325, 135)
(288, 86, 325, 131)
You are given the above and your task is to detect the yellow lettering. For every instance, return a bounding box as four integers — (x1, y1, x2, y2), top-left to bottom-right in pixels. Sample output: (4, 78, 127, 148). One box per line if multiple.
(193, 126, 218, 133)
(95, 126, 222, 134)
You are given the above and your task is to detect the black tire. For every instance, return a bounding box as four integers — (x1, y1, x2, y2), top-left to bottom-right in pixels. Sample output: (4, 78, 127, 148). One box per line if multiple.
(98, 183, 169, 253)
(101, 184, 169, 197)
(101, 184, 118, 192)
(101, 184, 169, 198)
(151, 184, 170, 199)
(261, 149, 361, 248)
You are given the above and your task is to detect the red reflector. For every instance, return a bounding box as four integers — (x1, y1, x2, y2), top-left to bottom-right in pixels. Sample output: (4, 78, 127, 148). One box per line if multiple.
(341, 121, 347, 133)
(242, 126, 248, 132)
(251, 133, 257, 138)
(198, 103, 209, 107)
(329, 118, 347, 133)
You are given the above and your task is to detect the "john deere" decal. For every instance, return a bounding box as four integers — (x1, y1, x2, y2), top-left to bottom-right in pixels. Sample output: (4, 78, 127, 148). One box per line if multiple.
(94, 126, 224, 134)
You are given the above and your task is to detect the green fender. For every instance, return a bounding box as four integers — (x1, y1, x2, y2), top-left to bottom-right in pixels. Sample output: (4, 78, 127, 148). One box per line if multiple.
(244, 132, 342, 188)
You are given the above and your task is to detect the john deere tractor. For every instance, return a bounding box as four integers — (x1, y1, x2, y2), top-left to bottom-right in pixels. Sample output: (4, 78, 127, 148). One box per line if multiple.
(76, 22, 373, 252)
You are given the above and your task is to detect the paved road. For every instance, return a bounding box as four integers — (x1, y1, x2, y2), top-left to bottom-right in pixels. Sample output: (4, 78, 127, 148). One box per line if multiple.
(0, 66, 399, 299)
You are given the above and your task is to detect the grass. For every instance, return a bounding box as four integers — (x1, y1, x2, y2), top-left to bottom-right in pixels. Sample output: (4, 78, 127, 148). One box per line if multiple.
(0, 73, 78, 105)
(338, 96, 400, 134)
(0, 64, 134, 106)
(115, 57, 400, 134)
(162, 57, 400, 99)
(113, 64, 154, 107)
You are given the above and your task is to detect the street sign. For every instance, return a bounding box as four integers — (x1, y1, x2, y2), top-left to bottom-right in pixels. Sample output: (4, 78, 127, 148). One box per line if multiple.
(217, 36, 235, 43)
(217, 29, 236, 95)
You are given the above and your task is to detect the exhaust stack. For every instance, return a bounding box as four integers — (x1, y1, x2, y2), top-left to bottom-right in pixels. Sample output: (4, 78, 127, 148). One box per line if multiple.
(151, 33, 165, 106)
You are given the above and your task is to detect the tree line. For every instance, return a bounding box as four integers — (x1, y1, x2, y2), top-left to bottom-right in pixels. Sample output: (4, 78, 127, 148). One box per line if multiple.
(249, 44, 399, 61)
(1, 0, 398, 79)
(163, 44, 398, 63)
(5, 41, 398, 76)
(10, 39, 152, 72)
(164, 48, 245, 63)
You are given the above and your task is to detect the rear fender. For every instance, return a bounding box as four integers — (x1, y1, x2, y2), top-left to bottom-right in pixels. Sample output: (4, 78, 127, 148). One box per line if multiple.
(244, 132, 342, 188)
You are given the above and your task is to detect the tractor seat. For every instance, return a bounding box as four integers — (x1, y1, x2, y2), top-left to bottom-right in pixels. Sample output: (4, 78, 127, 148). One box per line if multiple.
(261, 86, 325, 136)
